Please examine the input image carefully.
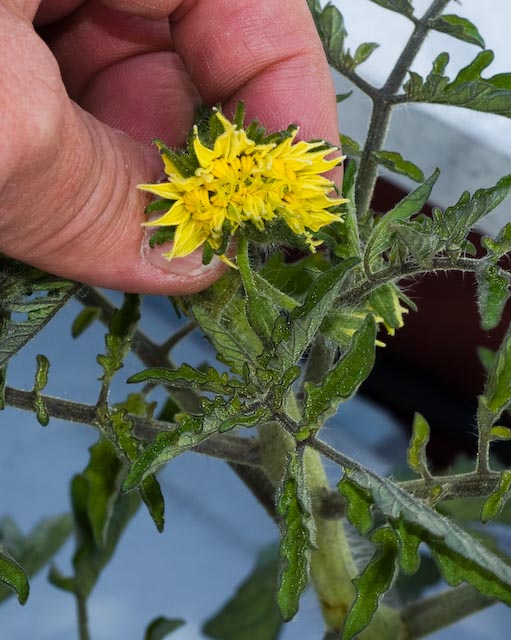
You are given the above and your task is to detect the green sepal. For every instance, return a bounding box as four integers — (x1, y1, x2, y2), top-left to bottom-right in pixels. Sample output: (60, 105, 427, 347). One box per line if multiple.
(0, 544, 29, 605)
(429, 15, 485, 49)
(144, 198, 173, 215)
(341, 527, 399, 640)
(72, 307, 101, 339)
(154, 139, 197, 178)
(481, 470, 511, 524)
(128, 363, 243, 395)
(276, 450, 316, 622)
(202, 545, 282, 640)
(0, 515, 73, 603)
(407, 412, 432, 479)
(372, 150, 425, 183)
(149, 227, 176, 248)
(144, 617, 185, 640)
(302, 315, 376, 430)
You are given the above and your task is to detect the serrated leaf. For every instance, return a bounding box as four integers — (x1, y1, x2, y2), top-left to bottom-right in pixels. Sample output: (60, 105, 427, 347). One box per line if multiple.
(203, 545, 282, 640)
(97, 293, 140, 386)
(373, 150, 424, 183)
(318, 3, 347, 67)
(392, 220, 442, 267)
(481, 223, 511, 261)
(276, 451, 315, 622)
(0, 514, 72, 603)
(123, 397, 269, 490)
(274, 257, 360, 370)
(430, 15, 485, 49)
(71, 306, 101, 338)
(0, 544, 29, 605)
(368, 283, 408, 335)
(128, 364, 242, 395)
(303, 315, 376, 430)
(0, 258, 79, 368)
(144, 617, 185, 640)
(407, 412, 432, 479)
(339, 465, 511, 606)
(367, 0, 413, 18)
(477, 264, 510, 330)
(481, 470, 511, 524)
(405, 50, 511, 117)
(341, 527, 399, 640)
(365, 170, 440, 272)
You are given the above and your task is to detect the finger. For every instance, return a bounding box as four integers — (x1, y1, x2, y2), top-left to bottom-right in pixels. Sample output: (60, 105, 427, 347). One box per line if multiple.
(171, 0, 340, 151)
(0, 9, 225, 294)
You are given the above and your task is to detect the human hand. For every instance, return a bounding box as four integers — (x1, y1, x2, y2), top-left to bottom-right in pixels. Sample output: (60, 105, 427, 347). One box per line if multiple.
(0, 0, 340, 294)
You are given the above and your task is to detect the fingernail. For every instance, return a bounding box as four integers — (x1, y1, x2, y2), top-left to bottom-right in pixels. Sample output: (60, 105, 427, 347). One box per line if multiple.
(144, 239, 219, 276)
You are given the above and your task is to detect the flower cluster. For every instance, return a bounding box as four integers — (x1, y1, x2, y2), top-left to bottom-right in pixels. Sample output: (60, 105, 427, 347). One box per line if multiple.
(138, 107, 346, 265)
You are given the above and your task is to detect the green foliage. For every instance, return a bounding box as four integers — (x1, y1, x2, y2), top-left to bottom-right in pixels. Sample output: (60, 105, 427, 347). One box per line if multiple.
(203, 545, 282, 640)
(144, 617, 185, 640)
(0, 259, 78, 369)
(0, 545, 29, 605)
(429, 15, 485, 49)
(33, 354, 50, 426)
(276, 450, 315, 621)
(404, 50, 511, 117)
(302, 315, 376, 431)
(372, 150, 425, 183)
(129, 363, 243, 395)
(0, 515, 72, 603)
(71, 306, 101, 338)
(407, 412, 432, 479)
(367, 0, 414, 18)
(481, 470, 511, 524)
(479, 325, 511, 426)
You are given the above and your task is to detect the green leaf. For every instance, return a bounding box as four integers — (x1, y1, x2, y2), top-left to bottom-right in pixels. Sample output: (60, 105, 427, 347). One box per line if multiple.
(392, 220, 442, 267)
(481, 222, 511, 261)
(276, 451, 315, 622)
(353, 42, 380, 67)
(368, 283, 408, 335)
(367, 0, 414, 18)
(430, 15, 485, 49)
(372, 150, 425, 183)
(365, 170, 440, 272)
(303, 315, 376, 430)
(481, 470, 511, 524)
(0, 258, 79, 368)
(339, 465, 511, 606)
(97, 294, 140, 386)
(82, 438, 125, 547)
(490, 426, 511, 441)
(477, 264, 510, 330)
(274, 257, 360, 371)
(404, 50, 511, 117)
(435, 175, 511, 247)
(340, 134, 361, 157)
(318, 3, 347, 67)
(336, 91, 353, 103)
(341, 528, 399, 640)
(0, 514, 72, 603)
(144, 617, 185, 640)
(338, 477, 374, 535)
(203, 545, 282, 640)
(72, 306, 101, 338)
(0, 544, 29, 605)
(33, 354, 50, 426)
(128, 363, 242, 395)
(140, 475, 165, 534)
(407, 412, 432, 479)
(481, 325, 511, 421)
(124, 397, 269, 490)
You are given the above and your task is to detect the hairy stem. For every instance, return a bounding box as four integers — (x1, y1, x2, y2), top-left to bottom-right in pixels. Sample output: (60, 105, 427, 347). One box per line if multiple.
(354, 0, 452, 218)
(402, 585, 494, 638)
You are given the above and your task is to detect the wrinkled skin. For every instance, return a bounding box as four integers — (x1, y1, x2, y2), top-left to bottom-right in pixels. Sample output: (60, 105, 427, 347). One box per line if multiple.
(0, 0, 340, 294)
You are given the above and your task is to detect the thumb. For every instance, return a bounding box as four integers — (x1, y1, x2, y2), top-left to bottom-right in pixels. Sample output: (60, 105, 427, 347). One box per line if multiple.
(0, 16, 225, 295)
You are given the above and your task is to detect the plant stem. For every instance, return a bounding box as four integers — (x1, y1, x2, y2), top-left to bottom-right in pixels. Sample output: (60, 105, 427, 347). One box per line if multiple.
(76, 594, 91, 640)
(402, 585, 494, 638)
(354, 0, 452, 218)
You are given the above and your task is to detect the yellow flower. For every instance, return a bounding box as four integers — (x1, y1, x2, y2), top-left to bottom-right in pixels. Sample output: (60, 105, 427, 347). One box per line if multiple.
(138, 108, 346, 264)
